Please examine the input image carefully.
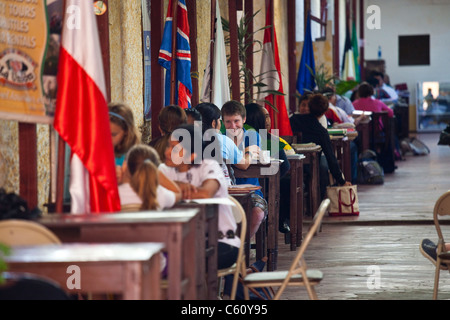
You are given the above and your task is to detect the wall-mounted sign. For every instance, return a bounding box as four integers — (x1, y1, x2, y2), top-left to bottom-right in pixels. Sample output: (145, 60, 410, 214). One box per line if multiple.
(94, 1, 107, 16)
(0, 0, 50, 123)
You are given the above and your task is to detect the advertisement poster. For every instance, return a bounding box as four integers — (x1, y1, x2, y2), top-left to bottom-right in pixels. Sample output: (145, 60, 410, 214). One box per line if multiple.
(0, 0, 54, 124)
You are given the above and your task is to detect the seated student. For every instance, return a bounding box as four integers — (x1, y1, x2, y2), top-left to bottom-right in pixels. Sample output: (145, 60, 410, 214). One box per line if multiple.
(194, 102, 254, 185)
(244, 103, 291, 233)
(371, 71, 398, 104)
(109, 102, 141, 184)
(290, 94, 352, 201)
(352, 82, 394, 118)
(221, 100, 266, 239)
(159, 124, 240, 270)
(119, 144, 181, 210)
(260, 105, 295, 156)
(185, 108, 202, 127)
(149, 105, 187, 162)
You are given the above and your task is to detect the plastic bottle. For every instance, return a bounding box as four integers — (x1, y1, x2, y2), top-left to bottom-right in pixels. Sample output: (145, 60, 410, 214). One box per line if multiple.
(378, 46, 382, 59)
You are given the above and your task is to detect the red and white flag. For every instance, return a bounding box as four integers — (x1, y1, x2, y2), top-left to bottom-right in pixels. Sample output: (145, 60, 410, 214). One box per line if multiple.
(53, 0, 120, 214)
(258, 0, 292, 136)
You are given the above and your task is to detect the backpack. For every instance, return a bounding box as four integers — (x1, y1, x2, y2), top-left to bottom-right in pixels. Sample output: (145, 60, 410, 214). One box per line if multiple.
(357, 150, 384, 185)
(401, 137, 430, 156)
(0, 188, 42, 220)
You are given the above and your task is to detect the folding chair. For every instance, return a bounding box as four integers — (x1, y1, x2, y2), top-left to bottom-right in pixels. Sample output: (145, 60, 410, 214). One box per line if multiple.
(241, 198, 330, 300)
(432, 190, 450, 299)
(217, 196, 247, 300)
(0, 219, 61, 246)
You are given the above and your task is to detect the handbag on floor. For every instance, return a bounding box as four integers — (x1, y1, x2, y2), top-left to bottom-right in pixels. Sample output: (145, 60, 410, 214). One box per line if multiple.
(326, 185, 360, 216)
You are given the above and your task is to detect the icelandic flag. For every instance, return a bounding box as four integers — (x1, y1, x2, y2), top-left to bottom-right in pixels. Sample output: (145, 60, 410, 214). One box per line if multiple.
(296, 11, 316, 95)
(158, 0, 192, 109)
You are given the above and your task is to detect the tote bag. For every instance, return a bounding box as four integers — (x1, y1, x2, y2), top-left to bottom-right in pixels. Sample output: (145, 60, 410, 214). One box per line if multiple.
(326, 185, 360, 216)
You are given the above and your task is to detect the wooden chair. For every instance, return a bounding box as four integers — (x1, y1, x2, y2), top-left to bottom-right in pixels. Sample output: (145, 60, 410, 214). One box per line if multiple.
(217, 196, 247, 300)
(0, 219, 61, 246)
(240, 198, 330, 300)
(432, 190, 450, 299)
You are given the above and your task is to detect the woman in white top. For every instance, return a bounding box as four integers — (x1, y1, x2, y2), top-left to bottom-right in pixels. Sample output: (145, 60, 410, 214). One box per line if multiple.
(119, 144, 181, 210)
(159, 124, 240, 269)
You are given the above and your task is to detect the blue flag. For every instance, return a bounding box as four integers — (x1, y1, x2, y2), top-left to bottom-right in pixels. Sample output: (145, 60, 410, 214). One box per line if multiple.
(296, 11, 316, 95)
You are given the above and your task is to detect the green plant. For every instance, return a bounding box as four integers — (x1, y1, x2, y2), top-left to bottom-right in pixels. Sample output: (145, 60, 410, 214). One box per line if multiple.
(222, 10, 285, 111)
(0, 243, 11, 285)
(306, 63, 359, 96)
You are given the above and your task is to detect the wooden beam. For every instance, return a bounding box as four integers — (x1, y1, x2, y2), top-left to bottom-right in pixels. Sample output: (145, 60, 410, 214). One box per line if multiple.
(187, 0, 199, 107)
(209, 0, 217, 102)
(228, 0, 241, 101)
(359, 0, 365, 80)
(151, 0, 164, 139)
(287, 0, 297, 114)
(170, 0, 178, 105)
(19, 123, 37, 211)
(333, 0, 340, 77)
(96, 0, 111, 102)
(244, 0, 254, 104)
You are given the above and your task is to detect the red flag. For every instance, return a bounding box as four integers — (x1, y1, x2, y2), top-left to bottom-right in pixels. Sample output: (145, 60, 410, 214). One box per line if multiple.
(53, 0, 120, 213)
(258, 0, 292, 136)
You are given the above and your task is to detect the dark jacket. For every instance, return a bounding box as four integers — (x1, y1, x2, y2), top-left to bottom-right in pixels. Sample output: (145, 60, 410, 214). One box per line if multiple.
(290, 114, 346, 185)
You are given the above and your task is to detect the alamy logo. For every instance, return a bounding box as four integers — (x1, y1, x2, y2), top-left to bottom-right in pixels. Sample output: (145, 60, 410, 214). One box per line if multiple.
(367, 5, 381, 30)
(367, 266, 381, 289)
(66, 265, 81, 290)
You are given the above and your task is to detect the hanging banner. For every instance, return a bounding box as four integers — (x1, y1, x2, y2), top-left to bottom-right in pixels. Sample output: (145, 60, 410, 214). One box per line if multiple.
(0, 0, 51, 123)
(142, 0, 151, 121)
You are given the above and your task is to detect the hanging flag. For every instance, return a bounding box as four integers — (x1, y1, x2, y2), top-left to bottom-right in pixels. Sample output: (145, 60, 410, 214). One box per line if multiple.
(296, 11, 316, 96)
(53, 0, 120, 214)
(159, 0, 192, 109)
(258, 0, 292, 136)
(200, 0, 230, 109)
(341, 20, 356, 81)
(351, 19, 360, 82)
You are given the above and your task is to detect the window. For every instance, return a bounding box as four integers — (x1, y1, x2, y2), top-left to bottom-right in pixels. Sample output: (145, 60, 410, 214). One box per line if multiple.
(399, 35, 430, 66)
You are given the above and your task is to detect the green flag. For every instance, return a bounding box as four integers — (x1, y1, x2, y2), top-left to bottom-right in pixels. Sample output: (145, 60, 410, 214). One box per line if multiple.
(351, 20, 360, 82)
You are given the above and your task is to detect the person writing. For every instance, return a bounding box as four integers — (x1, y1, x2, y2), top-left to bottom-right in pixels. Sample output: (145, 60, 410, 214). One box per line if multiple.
(290, 93, 352, 201)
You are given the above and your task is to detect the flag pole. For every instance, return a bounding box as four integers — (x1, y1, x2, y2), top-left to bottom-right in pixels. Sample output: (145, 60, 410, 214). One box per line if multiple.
(209, 0, 217, 102)
(268, 0, 278, 130)
(170, 0, 178, 105)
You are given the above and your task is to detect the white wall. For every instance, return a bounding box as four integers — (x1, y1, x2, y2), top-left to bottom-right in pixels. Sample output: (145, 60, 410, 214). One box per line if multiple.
(363, 0, 450, 107)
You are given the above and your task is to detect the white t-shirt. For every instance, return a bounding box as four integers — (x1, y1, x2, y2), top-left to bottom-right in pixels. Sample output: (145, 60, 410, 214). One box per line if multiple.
(159, 159, 240, 248)
(118, 183, 176, 210)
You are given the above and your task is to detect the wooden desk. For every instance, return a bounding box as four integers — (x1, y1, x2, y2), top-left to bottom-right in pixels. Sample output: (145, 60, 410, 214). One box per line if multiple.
(173, 202, 218, 300)
(228, 190, 254, 267)
(232, 161, 281, 271)
(5, 243, 165, 300)
(37, 210, 199, 300)
(286, 154, 305, 250)
(292, 144, 322, 218)
(330, 135, 353, 182)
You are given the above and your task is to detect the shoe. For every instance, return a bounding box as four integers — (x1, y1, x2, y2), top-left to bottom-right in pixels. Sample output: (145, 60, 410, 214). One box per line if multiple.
(279, 219, 290, 234)
(420, 239, 448, 270)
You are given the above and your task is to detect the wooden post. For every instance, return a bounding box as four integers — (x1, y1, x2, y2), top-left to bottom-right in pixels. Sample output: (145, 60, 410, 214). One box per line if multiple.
(244, 0, 253, 104)
(333, 0, 340, 77)
(228, 0, 240, 102)
(170, 0, 178, 105)
(19, 123, 37, 211)
(187, 0, 199, 107)
(209, 0, 217, 102)
(96, 0, 111, 102)
(287, 0, 297, 114)
(55, 135, 65, 213)
(151, 0, 164, 139)
(359, 0, 365, 80)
